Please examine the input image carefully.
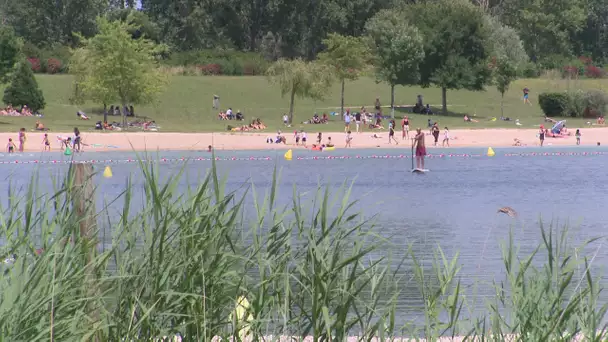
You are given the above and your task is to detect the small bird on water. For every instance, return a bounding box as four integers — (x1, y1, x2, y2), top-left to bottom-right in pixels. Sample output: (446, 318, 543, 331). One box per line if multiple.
(498, 206, 518, 218)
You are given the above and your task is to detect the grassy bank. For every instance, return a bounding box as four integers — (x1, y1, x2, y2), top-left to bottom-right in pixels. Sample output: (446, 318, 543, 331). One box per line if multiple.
(0, 161, 606, 340)
(1, 76, 607, 133)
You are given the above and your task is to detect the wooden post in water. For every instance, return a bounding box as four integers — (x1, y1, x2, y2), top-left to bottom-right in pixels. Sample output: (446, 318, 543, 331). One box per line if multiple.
(72, 163, 100, 341)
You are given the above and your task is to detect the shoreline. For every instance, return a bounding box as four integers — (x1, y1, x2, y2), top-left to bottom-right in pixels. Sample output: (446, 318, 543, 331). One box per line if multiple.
(4, 128, 606, 153)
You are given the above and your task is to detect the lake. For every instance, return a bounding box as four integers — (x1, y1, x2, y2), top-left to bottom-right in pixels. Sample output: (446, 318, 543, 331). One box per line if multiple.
(1, 146, 607, 326)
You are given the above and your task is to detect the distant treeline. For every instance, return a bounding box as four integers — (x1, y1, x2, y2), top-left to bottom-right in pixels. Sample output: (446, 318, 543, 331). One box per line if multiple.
(0, 0, 606, 76)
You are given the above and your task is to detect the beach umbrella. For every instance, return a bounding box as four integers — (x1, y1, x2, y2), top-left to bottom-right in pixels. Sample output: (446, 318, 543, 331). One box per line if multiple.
(551, 120, 566, 134)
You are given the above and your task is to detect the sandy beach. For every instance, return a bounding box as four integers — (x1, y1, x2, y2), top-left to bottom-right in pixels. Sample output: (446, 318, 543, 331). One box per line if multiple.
(3, 128, 605, 153)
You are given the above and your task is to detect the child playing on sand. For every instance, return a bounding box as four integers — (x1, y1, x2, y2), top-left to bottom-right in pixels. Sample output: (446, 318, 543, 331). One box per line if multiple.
(6, 138, 15, 153)
(326, 136, 334, 147)
(576, 129, 581, 145)
(317, 132, 322, 145)
(345, 131, 352, 148)
(442, 127, 450, 147)
(294, 131, 300, 145)
(42, 134, 50, 151)
(301, 131, 307, 147)
(18, 128, 25, 152)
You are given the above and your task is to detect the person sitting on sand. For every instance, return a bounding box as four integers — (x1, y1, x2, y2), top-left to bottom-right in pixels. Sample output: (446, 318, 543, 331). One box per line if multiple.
(326, 137, 334, 147)
(513, 138, 522, 146)
(464, 115, 479, 123)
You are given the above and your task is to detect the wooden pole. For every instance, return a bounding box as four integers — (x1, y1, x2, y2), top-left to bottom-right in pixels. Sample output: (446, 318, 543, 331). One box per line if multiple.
(72, 163, 100, 341)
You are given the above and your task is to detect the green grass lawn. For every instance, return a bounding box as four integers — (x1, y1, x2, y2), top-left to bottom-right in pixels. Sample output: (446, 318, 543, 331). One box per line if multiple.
(0, 75, 606, 133)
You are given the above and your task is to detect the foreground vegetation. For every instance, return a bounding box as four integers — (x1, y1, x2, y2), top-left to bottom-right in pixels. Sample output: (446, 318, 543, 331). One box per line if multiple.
(0, 75, 605, 133)
(0, 161, 606, 341)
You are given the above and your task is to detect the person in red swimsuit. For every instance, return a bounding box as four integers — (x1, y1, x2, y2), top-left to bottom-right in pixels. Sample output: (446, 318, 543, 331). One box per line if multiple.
(414, 128, 426, 170)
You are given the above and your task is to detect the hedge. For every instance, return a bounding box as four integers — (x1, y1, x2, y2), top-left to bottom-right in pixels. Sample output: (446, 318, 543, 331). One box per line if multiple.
(539, 90, 608, 117)
(162, 50, 269, 76)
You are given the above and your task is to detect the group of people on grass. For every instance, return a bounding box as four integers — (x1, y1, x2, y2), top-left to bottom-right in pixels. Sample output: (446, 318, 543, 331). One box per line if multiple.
(218, 108, 244, 121)
(1, 104, 37, 117)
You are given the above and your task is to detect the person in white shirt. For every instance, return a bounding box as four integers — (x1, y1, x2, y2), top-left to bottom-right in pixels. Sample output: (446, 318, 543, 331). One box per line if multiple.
(226, 108, 233, 119)
(442, 127, 450, 147)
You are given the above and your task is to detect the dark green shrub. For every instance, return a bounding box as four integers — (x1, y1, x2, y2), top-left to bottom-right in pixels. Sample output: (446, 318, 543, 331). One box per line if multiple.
(583, 89, 608, 116)
(3, 59, 46, 111)
(538, 92, 569, 117)
(520, 62, 540, 78)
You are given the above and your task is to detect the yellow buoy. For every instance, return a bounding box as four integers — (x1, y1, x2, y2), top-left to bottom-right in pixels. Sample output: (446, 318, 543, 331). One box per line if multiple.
(284, 149, 293, 160)
(103, 166, 113, 178)
(229, 295, 253, 340)
(487, 147, 495, 157)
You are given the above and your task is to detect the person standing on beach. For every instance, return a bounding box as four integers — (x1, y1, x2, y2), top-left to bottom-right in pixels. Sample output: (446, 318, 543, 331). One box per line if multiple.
(6, 138, 15, 154)
(413, 128, 426, 170)
(355, 111, 362, 133)
(442, 127, 450, 147)
(388, 121, 399, 144)
(402, 116, 410, 140)
(18, 128, 26, 152)
(431, 123, 440, 146)
(73, 127, 82, 152)
(539, 125, 545, 147)
(294, 130, 300, 146)
(301, 131, 307, 147)
(344, 110, 351, 132)
(575, 129, 581, 145)
(345, 131, 352, 148)
(42, 133, 50, 151)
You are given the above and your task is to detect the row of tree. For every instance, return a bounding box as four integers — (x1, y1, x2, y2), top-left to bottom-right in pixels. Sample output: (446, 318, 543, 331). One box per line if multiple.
(269, 0, 528, 122)
(0, 0, 606, 65)
(0, 0, 528, 122)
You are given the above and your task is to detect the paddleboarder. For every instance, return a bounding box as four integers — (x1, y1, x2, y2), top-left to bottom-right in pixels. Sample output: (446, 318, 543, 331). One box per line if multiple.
(413, 128, 426, 170)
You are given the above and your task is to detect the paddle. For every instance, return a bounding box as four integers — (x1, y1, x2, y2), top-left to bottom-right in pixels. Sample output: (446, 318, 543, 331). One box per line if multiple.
(411, 138, 414, 170)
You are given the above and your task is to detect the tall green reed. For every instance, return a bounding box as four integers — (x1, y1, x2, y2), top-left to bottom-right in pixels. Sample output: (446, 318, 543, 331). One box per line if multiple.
(0, 160, 400, 341)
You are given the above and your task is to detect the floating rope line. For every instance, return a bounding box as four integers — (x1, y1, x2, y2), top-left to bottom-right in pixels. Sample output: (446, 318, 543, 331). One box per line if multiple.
(0, 151, 605, 165)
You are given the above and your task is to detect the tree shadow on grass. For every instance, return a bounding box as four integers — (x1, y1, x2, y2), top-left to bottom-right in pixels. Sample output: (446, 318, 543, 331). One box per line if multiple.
(394, 106, 489, 120)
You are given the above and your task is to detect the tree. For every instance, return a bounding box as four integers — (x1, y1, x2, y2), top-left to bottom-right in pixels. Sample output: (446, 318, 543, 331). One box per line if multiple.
(70, 17, 167, 127)
(403, 0, 493, 115)
(497, 0, 585, 62)
(266, 58, 333, 124)
(0, 25, 20, 83)
(487, 18, 528, 117)
(3, 0, 107, 46)
(317, 33, 370, 118)
(3, 59, 45, 111)
(365, 10, 424, 118)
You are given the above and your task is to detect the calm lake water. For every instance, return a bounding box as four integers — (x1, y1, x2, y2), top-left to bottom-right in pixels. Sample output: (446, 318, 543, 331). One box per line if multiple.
(1, 146, 607, 325)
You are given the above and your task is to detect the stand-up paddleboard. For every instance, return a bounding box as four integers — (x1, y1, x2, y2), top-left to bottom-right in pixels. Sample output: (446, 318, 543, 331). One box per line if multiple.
(411, 168, 429, 173)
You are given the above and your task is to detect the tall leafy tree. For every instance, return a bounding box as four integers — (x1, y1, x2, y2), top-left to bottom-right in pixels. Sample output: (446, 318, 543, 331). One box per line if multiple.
(0, 25, 21, 83)
(497, 0, 585, 62)
(3, 0, 108, 46)
(266, 58, 333, 124)
(366, 10, 424, 118)
(405, 0, 493, 115)
(487, 17, 528, 116)
(70, 17, 167, 127)
(3, 59, 45, 112)
(317, 33, 370, 118)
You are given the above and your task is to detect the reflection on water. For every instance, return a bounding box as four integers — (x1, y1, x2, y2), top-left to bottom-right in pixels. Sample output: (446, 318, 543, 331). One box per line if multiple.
(0, 147, 606, 323)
